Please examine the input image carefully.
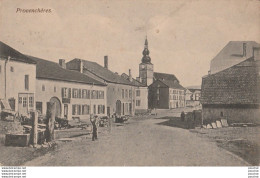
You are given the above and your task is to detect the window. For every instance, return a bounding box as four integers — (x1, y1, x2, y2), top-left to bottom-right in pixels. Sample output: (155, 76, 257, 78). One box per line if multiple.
(72, 105, 81, 115)
(72, 89, 78, 98)
(54, 86, 56, 92)
(62, 88, 69, 98)
(93, 105, 96, 114)
(82, 89, 86, 98)
(36, 102, 42, 114)
(29, 97, 34, 107)
(25, 75, 29, 91)
(77, 105, 81, 115)
(10, 66, 14, 72)
(129, 90, 132, 98)
(42, 85, 45, 91)
(98, 105, 105, 114)
(72, 105, 77, 115)
(82, 105, 90, 115)
(125, 89, 128, 98)
(136, 100, 141, 106)
(18, 97, 22, 104)
(122, 89, 124, 98)
(126, 103, 128, 112)
(78, 89, 82, 98)
(87, 90, 90, 99)
(91, 90, 97, 99)
(136, 90, 140, 96)
(23, 97, 27, 107)
(99, 91, 104, 99)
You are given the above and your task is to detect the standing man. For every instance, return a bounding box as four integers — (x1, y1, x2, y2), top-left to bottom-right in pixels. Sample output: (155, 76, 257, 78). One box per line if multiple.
(90, 114, 98, 141)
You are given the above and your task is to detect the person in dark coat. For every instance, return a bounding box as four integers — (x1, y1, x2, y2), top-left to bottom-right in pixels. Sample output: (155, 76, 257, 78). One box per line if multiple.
(181, 111, 185, 122)
(90, 114, 98, 141)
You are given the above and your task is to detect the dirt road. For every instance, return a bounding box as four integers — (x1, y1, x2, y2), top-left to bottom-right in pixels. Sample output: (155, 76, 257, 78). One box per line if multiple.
(24, 118, 249, 166)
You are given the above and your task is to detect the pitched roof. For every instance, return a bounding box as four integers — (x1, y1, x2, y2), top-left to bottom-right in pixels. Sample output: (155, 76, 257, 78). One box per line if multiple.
(159, 79, 186, 90)
(210, 41, 260, 74)
(154, 72, 179, 83)
(0, 41, 36, 64)
(201, 57, 260, 105)
(27, 56, 106, 86)
(121, 73, 146, 87)
(69, 58, 136, 86)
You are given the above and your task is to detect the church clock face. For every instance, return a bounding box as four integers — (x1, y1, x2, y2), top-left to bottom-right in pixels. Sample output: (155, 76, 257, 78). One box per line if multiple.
(141, 64, 145, 69)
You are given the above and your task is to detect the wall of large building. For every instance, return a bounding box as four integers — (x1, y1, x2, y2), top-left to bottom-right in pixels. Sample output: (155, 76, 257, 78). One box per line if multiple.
(36, 79, 106, 122)
(202, 105, 260, 124)
(0, 58, 36, 114)
(169, 88, 185, 108)
(106, 83, 135, 116)
(135, 87, 148, 113)
(148, 86, 169, 109)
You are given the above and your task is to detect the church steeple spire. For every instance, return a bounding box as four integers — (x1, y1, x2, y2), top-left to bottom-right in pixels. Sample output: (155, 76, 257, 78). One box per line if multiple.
(142, 36, 151, 63)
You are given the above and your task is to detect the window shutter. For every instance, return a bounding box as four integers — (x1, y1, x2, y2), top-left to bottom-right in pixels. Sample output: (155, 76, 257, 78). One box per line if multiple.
(61, 88, 64, 98)
(68, 88, 71, 98)
(78, 89, 81, 98)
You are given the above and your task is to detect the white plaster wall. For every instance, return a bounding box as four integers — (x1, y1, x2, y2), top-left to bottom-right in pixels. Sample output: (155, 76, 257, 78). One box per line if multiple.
(0, 58, 36, 112)
(135, 87, 148, 110)
(36, 79, 107, 121)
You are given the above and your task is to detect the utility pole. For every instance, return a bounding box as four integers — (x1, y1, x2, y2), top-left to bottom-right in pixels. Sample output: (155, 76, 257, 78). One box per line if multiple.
(4, 56, 10, 99)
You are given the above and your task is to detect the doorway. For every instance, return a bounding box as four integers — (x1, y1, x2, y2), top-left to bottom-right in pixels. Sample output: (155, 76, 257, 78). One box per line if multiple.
(116, 100, 121, 116)
(49, 97, 61, 117)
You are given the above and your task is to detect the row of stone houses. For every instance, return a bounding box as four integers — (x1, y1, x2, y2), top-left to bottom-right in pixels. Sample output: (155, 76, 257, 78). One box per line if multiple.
(201, 41, 260, 124)
(0, 41, 150, 123)
(0, 37, 188, 123)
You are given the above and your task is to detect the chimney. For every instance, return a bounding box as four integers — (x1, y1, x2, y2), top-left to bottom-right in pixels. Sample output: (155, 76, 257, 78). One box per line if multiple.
(253, 47, 260, 61)
(243, 43, 247, 57)
(104, 56, 108, 69)
(129, 69, 133, 82)
(79, 59, 83, 73)
(208, 70, 211, 75)
(59, 59, 66, 69)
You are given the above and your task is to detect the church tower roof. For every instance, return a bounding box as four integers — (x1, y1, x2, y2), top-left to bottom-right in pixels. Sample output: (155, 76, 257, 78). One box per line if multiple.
(142, 36, 151, 64)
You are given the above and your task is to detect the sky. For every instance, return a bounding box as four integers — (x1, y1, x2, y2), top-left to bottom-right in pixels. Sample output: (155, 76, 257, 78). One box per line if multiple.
(0, 0, 259, 86)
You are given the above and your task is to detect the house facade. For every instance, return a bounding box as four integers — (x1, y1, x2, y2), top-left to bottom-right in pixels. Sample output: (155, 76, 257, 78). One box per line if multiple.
(185, 86, 201, 107)
(29, 56, 107, 122)
(210, 41, 260, 74)
(137, 37, 186, 109)
(0, 41, 36, 116)
(66, 57, 142, 116)
(201, 47, 260, 124)
(121, 72, 148, 114)
(148, 79, 185, 109)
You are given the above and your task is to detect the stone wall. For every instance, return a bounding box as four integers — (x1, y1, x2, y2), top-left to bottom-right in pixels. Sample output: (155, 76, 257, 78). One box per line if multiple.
(202, 105, 260, 124)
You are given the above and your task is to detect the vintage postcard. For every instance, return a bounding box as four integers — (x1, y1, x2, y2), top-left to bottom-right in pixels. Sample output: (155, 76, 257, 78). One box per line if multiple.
(0, 0, 259, 172)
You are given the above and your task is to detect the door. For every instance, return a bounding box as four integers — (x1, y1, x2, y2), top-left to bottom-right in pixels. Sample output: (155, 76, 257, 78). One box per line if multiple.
(64, 104, 68, 119)
(18, 94, 29, 116)
(50, 97, 61, 117)
(107, 107, 110, 117)
(116, 100, 121, 116)
(129, 103, 132, 115)
(122, 103, 125, 115)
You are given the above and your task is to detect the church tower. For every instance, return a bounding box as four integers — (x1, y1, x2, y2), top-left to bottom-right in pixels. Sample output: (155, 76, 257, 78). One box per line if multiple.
(139, 37, 154, 86)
